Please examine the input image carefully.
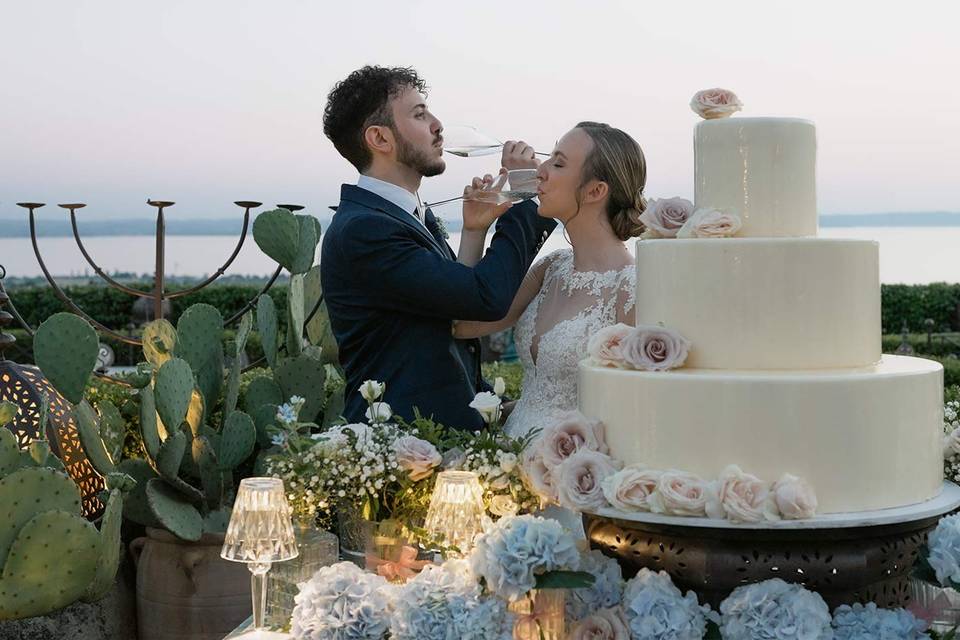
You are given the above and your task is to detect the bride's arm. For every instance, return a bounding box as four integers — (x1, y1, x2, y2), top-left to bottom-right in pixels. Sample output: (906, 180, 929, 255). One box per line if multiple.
(452, 257, 550, 338)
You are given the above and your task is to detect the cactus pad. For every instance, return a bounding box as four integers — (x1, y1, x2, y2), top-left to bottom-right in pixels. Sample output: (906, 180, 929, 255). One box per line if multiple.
(142, 319, 177, 367)
(291, 214, 320, 274)
(253, 208, 301, 272)
(243, 376, 283, 415)
(193, 437, 222, 508)
(74, 400, 116, 476)
(286, 273, 306, 357)
(0, 429, 19, 478)
(175, 304, 224, 412)
(82, 489, 123, 603)
(0, 511, 100, 619)
(0, 467, 82, 567)
(33, 312, 99, 404)
(251, 404, 279, 448)
(116, 459, 160, 529)
(0, 402, 17, 427)
(257, 294, 279, 370)
(139, 386, 162, 460)
(202, 508, 232, 534)
(146, 478, 203, 542)
(154, 358, 194, 434)
(218, 411, 256, 470)
(97, 399, 127, 464)
(156, 430, 187, 481)
(276, 355, 326, 422)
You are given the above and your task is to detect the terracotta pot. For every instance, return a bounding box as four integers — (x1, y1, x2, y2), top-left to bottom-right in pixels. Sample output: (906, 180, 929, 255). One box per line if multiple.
(129, 527, 251, 640)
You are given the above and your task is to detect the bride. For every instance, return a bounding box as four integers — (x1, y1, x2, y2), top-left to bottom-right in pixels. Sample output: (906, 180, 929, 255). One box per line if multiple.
(455, 121, 647, 438)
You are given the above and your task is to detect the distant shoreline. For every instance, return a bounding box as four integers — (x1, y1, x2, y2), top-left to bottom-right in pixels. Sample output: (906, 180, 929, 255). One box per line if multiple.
(1, 211, 959, 237)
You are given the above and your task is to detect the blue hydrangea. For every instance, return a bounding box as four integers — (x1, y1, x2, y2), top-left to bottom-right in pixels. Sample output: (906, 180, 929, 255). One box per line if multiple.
(719, 578, 832, 640)
(929, 513, 960, 587)
(566, 549, 624, 621)
(832, 602, 930, 639)
(622, 568, 717, 640)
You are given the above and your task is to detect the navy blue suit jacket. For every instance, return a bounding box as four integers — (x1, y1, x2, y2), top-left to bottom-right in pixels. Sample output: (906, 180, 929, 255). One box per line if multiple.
(321, 184, 556, 430)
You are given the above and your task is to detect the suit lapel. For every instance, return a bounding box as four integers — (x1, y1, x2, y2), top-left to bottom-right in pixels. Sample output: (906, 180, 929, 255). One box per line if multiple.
(424, 209, 456, 260)
(341, 184, 447, 256)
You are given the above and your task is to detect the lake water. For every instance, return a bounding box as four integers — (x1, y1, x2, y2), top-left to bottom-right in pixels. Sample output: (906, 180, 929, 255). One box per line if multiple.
(1, 226, 957, 284)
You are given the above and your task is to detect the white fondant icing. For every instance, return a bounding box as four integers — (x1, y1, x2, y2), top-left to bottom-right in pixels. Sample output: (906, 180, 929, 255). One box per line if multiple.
(634, 237, 881, 370)
(694, 117, 817, 237)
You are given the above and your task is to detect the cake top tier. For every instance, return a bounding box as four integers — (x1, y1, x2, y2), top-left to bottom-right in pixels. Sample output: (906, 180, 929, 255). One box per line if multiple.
(694, 117, 818, 238)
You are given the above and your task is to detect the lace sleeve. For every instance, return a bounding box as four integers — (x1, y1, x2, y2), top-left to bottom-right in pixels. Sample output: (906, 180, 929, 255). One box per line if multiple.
(614, 268, 636, 325)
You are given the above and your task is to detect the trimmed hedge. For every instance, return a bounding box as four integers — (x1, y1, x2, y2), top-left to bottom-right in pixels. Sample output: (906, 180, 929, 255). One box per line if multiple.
(881, 283, 960, 333)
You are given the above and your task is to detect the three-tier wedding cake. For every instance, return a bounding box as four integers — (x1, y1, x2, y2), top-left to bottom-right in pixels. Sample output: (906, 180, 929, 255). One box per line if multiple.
(578, 105, 943, 516)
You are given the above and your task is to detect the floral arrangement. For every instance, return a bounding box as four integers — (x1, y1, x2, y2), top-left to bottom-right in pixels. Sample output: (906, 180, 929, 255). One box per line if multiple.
(718, 578, 833, 639)
(468, 514, 588, 602)
(291, 561, 394, 640)
(623, 568, 718, 639)
(389, 560, 514, 640)
(942, 399, 960, 484)
(568, 607, 631, 640)
(566, 549, 625, 621)
(639, 196, 742, 240)
(587, 323, 690, 371)
(690, 88, 743, 120)
(921, 513, 960, 589)
(832, 602, 930, 640)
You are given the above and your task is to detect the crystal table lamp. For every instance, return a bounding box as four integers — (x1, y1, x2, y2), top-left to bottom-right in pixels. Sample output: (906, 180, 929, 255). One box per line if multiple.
(424, 470, 487, 557)
(221, 477, 298, 635)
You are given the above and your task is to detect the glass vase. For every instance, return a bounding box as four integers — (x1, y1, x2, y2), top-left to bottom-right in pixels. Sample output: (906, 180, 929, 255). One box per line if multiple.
(908, 578, 960, 632)
(508, 589, 566, 640)
(264, 523, 339, 630)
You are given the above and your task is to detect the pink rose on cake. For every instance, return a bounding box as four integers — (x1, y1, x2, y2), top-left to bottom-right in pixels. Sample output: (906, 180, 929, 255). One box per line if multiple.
(647, 470, 715, 517)
(602, 464, 663, 512)
(676, 207, 742, 239)
(539, 411, 609, 468)
(690, 88, 743, 119)
(620, 325, 691, 372)
(706, 464, 780, 523)
(587, 323, 634, 367)
(638, 197, 694, 238)
(555, 449, 622, 512)
(772, 473, 818, 520)
(521, 446, 557, 503)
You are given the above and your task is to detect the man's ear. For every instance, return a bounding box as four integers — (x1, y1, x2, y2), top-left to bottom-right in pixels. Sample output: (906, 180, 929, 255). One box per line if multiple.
(364, 125, 395, 156)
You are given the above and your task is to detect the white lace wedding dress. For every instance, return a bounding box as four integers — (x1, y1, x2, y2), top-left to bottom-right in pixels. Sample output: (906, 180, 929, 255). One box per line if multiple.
(504, 248, 636, 439)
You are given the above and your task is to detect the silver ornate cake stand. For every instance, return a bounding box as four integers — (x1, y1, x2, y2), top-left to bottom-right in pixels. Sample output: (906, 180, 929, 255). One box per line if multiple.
(585, 481, 960, 610)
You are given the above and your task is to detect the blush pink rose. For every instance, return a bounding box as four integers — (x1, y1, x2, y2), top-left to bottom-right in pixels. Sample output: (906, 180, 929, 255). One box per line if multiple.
(676, 208, 743, 239)
(569, 607, 631, 640)
(555, 449, 622, 513)
(393, 435, 442, 481)
(601, 465, 663, 512)
(707, 464, 780, 523)
(587, 323, 634, 368)
(522, 446, 557, 503)
(619, 325, 690, 372)
(772, 473, 818, 520)
(638, 197, 694, 238)
(539, 411, 609, 468)
(690, 88, 743, 119)
(647, 470, 714, 517)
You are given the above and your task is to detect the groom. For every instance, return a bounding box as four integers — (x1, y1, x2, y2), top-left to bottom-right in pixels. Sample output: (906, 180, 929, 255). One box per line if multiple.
(321, 65, 555, 430)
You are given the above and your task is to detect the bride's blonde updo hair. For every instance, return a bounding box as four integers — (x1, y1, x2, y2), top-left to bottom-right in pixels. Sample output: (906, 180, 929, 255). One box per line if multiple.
(574, 121, 647, 241)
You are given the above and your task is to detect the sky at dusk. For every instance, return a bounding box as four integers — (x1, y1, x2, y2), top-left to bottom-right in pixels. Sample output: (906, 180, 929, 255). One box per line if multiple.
(1, 0, 958, 221)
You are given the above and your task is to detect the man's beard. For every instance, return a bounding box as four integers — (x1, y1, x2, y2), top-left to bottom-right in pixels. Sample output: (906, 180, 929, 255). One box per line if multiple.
(396, 131, 445, 177)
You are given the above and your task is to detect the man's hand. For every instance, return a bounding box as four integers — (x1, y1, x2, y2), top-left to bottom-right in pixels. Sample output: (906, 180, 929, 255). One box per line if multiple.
(501, 140, 539, 170)
(461, 170, 512, 232)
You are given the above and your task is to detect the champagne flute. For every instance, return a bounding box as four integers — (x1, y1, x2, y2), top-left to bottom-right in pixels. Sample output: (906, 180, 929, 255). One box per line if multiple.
(442, 125, 550, 158)
(426, 169, 539, 208)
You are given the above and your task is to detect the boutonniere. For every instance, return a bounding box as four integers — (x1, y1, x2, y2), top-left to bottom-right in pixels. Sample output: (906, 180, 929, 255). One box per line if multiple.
(432, 216, 450, 240)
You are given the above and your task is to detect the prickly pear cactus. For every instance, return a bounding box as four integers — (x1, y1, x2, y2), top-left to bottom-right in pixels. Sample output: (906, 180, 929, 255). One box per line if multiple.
(257, 294, 279, 371)
(218, 411, 256, 470)
(0, 429, 18, 477)
(82, 489, 123, 603)
(74, 400, 116, 476)
(0, 467, 83, 566)
(0, 401, 16, 426)
(154, 358, 194, 433)
(117, 459, 160, 529)
(142, 319, 177, 367)
(275, 355, 327, 422)
(287, 273, 305, 358)
(175, 304, 224, 413)
(139, 385, 162, 460)
(33, 312, 100, 404)
(243, 376, 283, 415)
(253, 208, 319, 275)
(145, 478, 203, 542)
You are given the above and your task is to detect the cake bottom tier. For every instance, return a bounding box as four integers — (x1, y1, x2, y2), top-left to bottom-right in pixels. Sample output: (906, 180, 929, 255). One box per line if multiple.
(578, 355, 944, 514)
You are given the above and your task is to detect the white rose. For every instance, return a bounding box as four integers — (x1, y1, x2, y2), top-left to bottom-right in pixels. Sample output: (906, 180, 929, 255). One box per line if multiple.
(709, 464, 780, 523)
(638, 197, 694, 238)
(647, 470, 714, 517)
(469, 391, 502, 424)
(359, 380, 386, 402)
(676, 208, 742, 239)
(601, 465, 662, 512)
(365, 402, 392, 423)
(493, 377, 506, 397)
(587, 323, 634, 368)
(489, 494, 519, 518)
(539, 411, 609, 468)
(569, 607, 631, 640)
(772, 473, 818, 520)
(497, 450, 518, 473)
(944, 427, 960, 459)
(555, 449, 622, 513)
(689, 88, 743, 120)
(522, 446, 556, 503)
(619, 325, 690, 372)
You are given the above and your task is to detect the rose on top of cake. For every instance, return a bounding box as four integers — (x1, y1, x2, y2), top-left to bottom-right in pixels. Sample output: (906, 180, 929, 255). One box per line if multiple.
(587, 323, 690, 371)
(690, 87, 743, 120)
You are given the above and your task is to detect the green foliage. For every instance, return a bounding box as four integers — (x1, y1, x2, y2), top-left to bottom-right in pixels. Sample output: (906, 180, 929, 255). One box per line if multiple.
(882, 333, 960, 357)
(481, 361, 524, 400)
(881, 282, 960, 333)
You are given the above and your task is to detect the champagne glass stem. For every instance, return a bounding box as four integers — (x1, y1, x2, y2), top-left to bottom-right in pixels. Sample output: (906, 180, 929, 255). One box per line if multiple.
(250, 562, 271, 630)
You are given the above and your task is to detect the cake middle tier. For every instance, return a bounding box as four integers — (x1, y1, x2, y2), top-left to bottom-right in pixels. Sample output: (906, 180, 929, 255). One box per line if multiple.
(578, 355, 944, 514)
(635, 237, 881, 370)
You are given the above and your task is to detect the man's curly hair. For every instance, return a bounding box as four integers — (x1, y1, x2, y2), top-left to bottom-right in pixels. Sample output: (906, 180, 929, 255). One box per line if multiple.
(323, 65, 428, 172)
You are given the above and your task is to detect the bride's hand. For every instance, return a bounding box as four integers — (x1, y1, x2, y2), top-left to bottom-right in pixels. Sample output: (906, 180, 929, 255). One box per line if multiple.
(462, 170, 511, 232)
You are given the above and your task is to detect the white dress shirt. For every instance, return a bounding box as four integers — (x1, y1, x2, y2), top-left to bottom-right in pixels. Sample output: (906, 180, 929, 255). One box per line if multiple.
(356, 175, 426, 228)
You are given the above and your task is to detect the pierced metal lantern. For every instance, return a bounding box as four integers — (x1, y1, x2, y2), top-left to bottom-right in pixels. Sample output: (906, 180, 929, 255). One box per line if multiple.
(0, 274, 105, 519)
